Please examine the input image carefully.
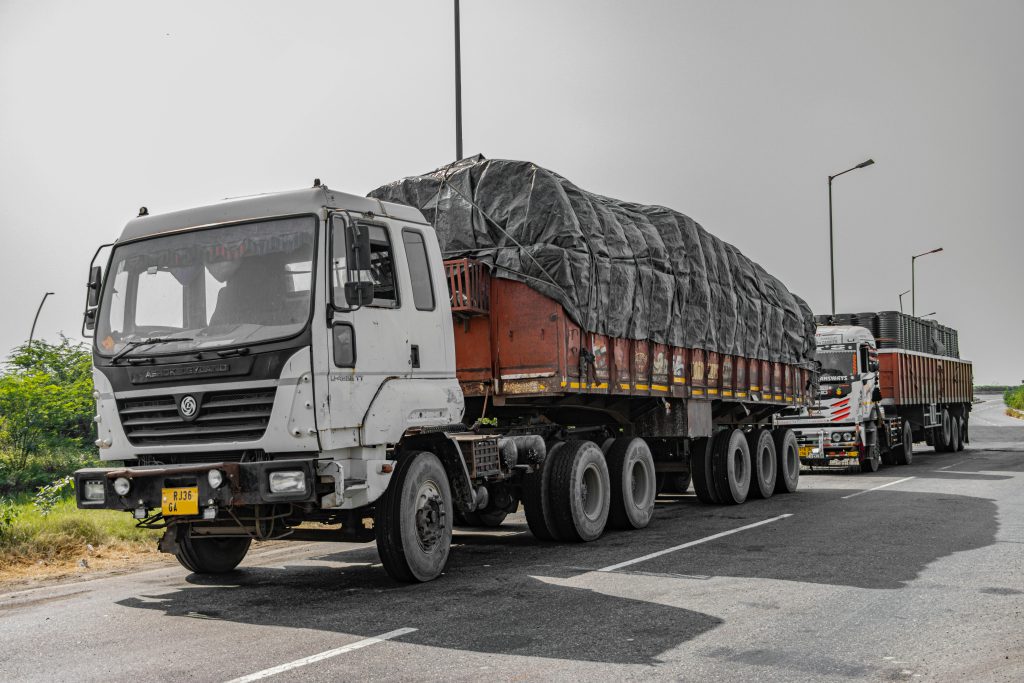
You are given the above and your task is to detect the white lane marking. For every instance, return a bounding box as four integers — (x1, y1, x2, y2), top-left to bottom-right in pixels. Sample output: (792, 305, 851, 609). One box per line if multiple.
(224, 627, 417, 683)
(597, 514, 793, 573)
(938, 461, 964, 471)
(841, 476, 915, 499)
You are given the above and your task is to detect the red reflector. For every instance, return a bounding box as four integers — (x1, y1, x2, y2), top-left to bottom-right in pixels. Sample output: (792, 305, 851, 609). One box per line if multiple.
(380, 463, 393, 474)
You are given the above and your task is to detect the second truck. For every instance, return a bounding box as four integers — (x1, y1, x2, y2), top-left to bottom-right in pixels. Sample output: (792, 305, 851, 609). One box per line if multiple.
(776, 311, 973, 471)
(73, 157, 818, 582)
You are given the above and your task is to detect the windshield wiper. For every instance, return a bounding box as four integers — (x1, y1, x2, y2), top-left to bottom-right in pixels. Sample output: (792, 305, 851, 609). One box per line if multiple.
(110, 337, 194, 365)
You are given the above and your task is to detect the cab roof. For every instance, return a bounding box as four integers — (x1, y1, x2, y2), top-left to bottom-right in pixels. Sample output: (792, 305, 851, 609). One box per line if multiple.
(815, 325, 876, 347)
(118, 186, 428, 243)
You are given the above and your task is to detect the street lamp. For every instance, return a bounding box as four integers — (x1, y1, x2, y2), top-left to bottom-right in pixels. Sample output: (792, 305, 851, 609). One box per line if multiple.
(454, 0, 463, 161)
(28, 291, 55, 348)
(898, 289, 910, 313)
(911, 247, 943, 316)
(828, 158, 875, 315)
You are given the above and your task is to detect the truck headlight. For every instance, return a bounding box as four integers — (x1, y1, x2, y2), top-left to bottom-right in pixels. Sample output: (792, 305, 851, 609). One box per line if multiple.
(112, 477, 131, 496)
(82, 480, 105, 502)
(830, 432, 841, 442)
(269, 470, 306, 494)
(842, 432, 853, 441)
(207, 469, 225, 489)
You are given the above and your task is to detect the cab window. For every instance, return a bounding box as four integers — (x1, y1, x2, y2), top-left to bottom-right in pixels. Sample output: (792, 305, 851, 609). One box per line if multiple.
(332, 219, 399, 308)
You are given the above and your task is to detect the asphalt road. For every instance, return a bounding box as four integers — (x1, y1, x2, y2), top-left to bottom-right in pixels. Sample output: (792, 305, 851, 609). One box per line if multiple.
(3, 410, 1023, 682)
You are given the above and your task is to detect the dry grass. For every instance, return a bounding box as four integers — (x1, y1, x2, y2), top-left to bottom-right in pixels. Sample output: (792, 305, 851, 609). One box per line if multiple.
(0, 497, 165, 587)
(1007, 407, 1024, 421)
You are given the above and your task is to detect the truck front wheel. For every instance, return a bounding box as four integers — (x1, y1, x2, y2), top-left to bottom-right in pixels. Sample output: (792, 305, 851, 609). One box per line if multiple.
(375, 451, 453, 582)
(173, 527, 251, 574)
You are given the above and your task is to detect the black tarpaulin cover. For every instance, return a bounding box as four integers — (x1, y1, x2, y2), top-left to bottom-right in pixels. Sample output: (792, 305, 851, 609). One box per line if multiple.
(369, 156, 816, 366)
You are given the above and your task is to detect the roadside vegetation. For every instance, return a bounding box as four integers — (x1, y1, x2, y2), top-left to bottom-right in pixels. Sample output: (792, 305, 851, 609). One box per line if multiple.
(1006, 386, 1024, 420)
(0, 339, 161, 582)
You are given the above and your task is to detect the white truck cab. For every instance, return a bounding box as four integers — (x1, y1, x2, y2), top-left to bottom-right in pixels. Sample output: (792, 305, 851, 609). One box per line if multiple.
(76, 186, 474, 580)
(776, 325, 895, 472)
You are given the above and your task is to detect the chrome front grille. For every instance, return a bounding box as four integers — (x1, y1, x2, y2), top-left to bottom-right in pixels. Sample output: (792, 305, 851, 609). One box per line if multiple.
(118, 388, 276, 445)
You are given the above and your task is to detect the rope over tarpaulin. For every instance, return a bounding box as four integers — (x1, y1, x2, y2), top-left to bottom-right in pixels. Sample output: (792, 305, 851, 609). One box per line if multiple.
(369, 155, 816, 366)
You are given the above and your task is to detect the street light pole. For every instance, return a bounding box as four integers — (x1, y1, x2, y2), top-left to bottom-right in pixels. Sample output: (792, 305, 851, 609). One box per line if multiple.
(454, 0, 463, 161)
(28, 291, 55, 348)
(911, 247, 943, 316)
(898, 289, 910, 313)
(828, 158, 875, 315)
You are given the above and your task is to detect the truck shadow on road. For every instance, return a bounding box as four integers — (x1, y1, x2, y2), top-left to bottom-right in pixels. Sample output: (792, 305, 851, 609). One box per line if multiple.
(117, 558, 722, 665)
(115, 483, 997, 665)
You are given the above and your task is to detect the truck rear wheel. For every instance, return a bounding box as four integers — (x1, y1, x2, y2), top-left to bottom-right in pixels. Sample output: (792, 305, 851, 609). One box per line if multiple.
(960, 416, 970, 446)
(548, 440, 610, 541)
(894, 420, 914, 465)
(935, 409, 952, 452)
(691, 436, 720, 504)
(173, 527, 251, 574)
(375, 450, 453, 582)
(772, 428, 800, 494)
(523, 442, 563, 541)
(746, 429, 777, 499)
(711, 429, 751, 505)
(605, 437, 656, 530)
(950, 415, 962, 452)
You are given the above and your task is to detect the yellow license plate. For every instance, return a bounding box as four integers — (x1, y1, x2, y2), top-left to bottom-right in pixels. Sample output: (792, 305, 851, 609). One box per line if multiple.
(798, 446, 813, 457)
(161, 487, 199, 516)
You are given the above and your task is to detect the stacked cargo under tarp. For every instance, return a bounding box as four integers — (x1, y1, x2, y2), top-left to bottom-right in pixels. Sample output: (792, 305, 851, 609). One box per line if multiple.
(815, 311, 960, 359)
(370, 155, 816, 368)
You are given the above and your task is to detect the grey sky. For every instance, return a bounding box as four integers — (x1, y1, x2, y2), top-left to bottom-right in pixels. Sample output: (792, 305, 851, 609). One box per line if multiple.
(1, 0, 1020, 384)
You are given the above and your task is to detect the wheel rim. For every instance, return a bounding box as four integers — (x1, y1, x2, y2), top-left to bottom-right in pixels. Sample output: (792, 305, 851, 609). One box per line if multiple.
(414, 479, 446, 553)
(732, 445, 747, 481)
(581, 463, 604, 520)
(628, 459, 652, 509)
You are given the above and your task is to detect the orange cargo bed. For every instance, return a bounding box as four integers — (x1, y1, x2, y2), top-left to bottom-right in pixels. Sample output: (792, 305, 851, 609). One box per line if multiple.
(446, 259, 812, 408)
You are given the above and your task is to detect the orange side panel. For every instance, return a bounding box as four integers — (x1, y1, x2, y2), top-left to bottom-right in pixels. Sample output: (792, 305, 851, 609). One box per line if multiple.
(491, 279, 565, 393)
(453, 315, 493, 383)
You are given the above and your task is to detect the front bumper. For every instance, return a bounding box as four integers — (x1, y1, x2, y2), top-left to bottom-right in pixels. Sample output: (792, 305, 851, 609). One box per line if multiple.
(74, 458, 320, 514)
(793, 427, 862, 464)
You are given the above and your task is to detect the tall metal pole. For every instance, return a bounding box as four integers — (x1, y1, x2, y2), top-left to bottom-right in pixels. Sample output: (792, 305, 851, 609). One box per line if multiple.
(911, 247, 943, 317)
(911, 256, 916, 317)
(828, 177, 835, 315)
(898, 289, 910, 313)
(28, 291, 55, 348)
(454, 0, 463, 161)
(826, 158, 874, 317)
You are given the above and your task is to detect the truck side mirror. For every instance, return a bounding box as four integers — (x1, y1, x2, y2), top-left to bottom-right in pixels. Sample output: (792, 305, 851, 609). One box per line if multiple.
(348, 223, 373, 271)
(87, 266, 102, 307)
(344, 281, 374, 307)
(83, 308, 97, 331)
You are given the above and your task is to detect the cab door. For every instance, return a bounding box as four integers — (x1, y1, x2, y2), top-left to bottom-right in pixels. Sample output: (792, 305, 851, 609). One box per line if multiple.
(319, 213, 411, 449)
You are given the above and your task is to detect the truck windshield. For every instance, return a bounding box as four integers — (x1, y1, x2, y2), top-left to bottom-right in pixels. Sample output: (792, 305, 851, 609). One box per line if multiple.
(815, 349, 856, 382)
(95, 216, 316, 357)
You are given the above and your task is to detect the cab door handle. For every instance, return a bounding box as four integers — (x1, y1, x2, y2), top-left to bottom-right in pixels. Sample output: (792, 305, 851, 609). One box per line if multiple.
(410, 344, 420, 369)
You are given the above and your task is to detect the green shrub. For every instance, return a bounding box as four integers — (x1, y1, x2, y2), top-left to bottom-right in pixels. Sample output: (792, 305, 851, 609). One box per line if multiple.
(1005, 386, 1024, 411)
